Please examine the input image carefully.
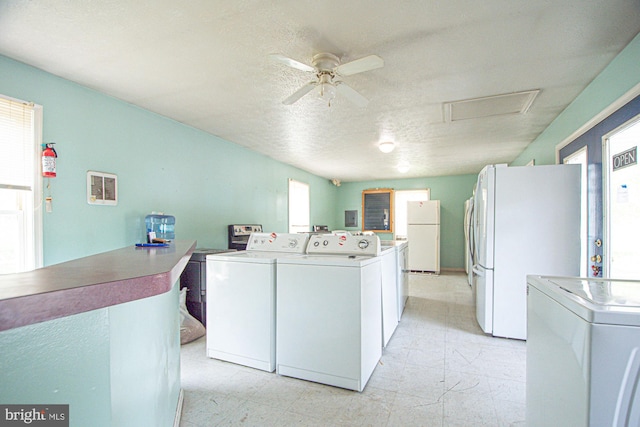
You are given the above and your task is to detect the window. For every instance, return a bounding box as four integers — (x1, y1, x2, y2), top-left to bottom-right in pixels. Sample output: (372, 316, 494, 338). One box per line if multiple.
(603, 116, 640, 279)
(362, 189, 394, 233)
(394, 189, 430, 238)
(563, 147, 587, 277)
(288, 179, 309, 233)
(0, 95, 42, 274)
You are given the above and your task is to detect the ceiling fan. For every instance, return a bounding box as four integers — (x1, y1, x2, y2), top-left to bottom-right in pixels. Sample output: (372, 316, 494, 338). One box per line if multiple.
(269, 52, 384, 107)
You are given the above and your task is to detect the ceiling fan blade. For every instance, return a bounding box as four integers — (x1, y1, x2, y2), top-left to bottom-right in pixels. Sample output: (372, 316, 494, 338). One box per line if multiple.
(335, 55, 384, 76)
(283, 82, 317, 105)
(335, 82, 369, 107)
(269, 54, 315, 73)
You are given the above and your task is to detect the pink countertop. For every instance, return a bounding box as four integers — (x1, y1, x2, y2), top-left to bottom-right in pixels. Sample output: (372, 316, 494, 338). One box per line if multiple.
(0, 240, 196, 332)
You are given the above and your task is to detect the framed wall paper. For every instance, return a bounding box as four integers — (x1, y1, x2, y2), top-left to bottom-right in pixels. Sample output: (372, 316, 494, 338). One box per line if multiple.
(87, 171, 117, 205)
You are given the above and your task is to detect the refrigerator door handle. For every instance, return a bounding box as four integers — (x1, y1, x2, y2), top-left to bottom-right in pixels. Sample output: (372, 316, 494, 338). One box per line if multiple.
(472, 265, 485, 276)
(472, 263, 493, 334)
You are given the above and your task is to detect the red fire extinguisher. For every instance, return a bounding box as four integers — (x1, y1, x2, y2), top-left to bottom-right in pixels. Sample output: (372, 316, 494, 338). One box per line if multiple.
(42, 143, 57, 178)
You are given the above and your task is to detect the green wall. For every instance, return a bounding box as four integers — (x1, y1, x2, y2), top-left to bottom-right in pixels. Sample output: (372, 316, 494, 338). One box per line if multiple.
(512, 32, 640, 166)
(109, 284, 181, 427)
(0, 284, 180, 427)
(0, 309, 112, 425)
(335, 174, 477, 270)
(0, 55, 337, 266)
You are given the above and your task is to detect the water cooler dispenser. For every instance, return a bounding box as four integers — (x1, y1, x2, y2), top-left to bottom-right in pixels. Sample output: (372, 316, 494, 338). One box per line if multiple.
(145, 213, 175, 242)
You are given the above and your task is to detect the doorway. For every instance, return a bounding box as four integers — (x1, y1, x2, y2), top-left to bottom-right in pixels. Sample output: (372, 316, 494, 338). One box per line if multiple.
(559, 92, 640, 277)
(393, 189, 430, 239)
(603, 116, 640, 279)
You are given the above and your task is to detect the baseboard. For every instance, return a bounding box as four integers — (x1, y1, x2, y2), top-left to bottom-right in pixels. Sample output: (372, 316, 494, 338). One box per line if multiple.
(409, 268, 465, 275)
(174, 388, 184, 427)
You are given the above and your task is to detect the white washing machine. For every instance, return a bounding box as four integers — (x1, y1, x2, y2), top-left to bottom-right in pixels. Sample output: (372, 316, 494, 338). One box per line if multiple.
(527, 275, 640, 426)
(382, 240, 409, 321)
(205, 232, 309, 372)
(276, 234, 382, 392)
(380, 244, 399, 347)
(397, 241, 409, 319)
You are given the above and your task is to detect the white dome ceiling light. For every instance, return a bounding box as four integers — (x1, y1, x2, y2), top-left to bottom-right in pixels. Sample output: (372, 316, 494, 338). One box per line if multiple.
(379, 141, 395, 153)
(397, 162, 410, 173)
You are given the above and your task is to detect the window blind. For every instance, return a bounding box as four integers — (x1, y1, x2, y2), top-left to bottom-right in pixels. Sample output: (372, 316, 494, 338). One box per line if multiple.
(0, 97, 35, 190)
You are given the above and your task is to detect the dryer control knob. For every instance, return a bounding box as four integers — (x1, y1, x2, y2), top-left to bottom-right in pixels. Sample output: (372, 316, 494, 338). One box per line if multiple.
(358, 239, 370, 249)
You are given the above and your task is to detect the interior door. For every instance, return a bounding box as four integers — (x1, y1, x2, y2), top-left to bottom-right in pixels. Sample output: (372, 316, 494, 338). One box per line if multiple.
(603, 116, 640, 279)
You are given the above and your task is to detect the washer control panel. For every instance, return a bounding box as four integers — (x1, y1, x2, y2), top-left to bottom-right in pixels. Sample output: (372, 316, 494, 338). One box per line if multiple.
(306, 234, 380, 256)
(246, 232, 310, 253)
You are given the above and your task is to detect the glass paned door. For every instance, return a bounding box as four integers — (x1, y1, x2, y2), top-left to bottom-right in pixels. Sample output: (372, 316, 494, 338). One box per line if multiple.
(563, 147, 588, 277)
(604, 116, 640, 279)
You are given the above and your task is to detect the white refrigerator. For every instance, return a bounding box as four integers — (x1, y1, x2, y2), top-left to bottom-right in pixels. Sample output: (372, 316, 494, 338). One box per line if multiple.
(472, 164, 580, 340)
(464, 197, 474, 286)
(407, 200, 440, 273)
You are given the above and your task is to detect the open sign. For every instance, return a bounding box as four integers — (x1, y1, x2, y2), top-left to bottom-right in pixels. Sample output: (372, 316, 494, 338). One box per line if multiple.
(612, 146, 637, 171)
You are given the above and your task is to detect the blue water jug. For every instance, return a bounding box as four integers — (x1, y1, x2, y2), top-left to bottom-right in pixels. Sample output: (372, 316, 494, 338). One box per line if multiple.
(145, 213, 175, 241)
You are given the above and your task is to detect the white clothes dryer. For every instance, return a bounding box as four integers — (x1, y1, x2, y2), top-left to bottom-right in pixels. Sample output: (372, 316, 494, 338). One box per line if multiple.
(276, 234, 382, 391)
(205, 232, 309, 372)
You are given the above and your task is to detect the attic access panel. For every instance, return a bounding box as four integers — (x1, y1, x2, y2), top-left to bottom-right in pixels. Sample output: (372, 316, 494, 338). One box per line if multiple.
(444, 90, 539, 122)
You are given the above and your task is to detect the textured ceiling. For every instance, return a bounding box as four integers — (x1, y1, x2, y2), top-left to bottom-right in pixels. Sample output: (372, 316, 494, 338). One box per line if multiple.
(1, 1, 639, 182)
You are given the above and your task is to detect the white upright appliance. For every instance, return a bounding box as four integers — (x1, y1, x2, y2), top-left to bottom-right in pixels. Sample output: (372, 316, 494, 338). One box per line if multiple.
(276, 234, 382, 392)
(527, 275, 640, 426)
(472, 164, 581, 340)
(407, 200, 440, 273)
(382, 240, 409, 321)
(379, 244, 399, 347)
(205, 232, 309, 372)
(396, 241, 409, 319)
(464, 197, 474, 286)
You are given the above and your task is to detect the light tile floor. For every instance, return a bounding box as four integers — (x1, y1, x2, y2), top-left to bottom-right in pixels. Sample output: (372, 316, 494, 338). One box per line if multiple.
(179, 272, 526, 426)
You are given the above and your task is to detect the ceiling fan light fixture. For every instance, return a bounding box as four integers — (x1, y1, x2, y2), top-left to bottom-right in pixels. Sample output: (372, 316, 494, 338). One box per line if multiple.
(319, 82, 336, 101)
(379, 141, 395, 153)
(272, 52, 382, 107)
(316, 73, 336, 105)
